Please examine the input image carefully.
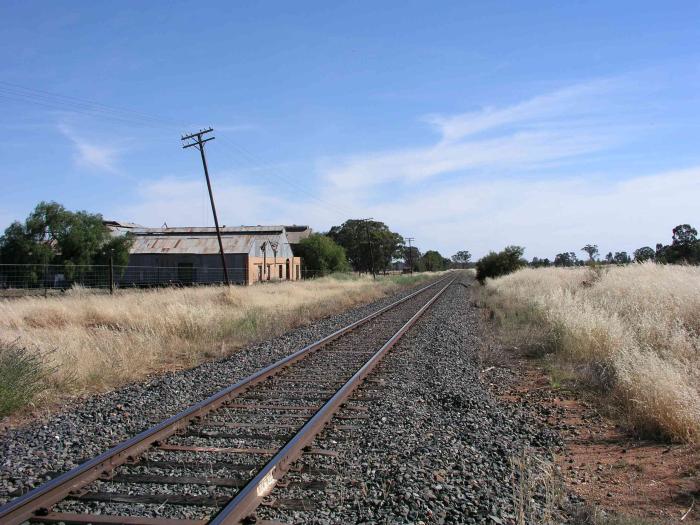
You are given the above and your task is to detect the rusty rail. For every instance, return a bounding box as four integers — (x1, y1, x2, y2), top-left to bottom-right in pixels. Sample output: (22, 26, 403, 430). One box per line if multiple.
(0, 275, 453, 525)
(210, 277, 454, 524)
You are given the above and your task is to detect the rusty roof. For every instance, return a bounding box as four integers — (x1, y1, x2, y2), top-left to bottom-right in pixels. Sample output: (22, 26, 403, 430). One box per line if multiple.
(283, 225, 312, 244)
(103, 220, 143, 229)
(128, 226, 295, 255)
(130, 234, 265, 255)
(131, 225, 286, 235)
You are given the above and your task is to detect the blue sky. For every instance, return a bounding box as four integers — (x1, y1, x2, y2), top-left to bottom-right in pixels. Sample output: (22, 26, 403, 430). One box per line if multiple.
(1, 1, 699, 259)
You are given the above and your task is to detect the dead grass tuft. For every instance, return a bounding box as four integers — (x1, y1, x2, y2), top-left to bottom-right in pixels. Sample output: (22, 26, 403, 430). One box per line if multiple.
(511, 449, 565, 525)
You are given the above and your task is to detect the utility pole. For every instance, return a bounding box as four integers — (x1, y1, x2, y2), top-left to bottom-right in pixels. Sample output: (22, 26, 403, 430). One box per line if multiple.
(109, 252, 115, 295)
(405, 237, 415, 275)
(261, 242, 267, 281)
(360, 218, 376, 280)
(271, 241, 278, 279)
(182, 127, 230, 286)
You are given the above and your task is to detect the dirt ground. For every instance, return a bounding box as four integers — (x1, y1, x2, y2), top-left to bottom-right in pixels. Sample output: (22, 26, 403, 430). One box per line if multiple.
(490, 358, 699, 524)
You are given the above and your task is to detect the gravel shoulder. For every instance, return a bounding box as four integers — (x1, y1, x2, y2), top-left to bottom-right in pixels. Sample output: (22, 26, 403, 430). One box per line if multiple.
(0, 278, 443, 505)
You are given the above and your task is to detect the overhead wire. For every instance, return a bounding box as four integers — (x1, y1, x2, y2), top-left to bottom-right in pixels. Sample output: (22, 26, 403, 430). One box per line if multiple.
(0, 80, 358, 219)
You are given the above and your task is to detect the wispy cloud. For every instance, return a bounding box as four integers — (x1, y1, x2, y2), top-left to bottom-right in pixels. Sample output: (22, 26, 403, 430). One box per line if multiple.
(110, 76, 695, 260)
(323, 77, 640, 190)
(113, 164, 700, 260)
(58, 123, 121, 173)
(424, 78, 618, 142)
(116, 176, 313, 228)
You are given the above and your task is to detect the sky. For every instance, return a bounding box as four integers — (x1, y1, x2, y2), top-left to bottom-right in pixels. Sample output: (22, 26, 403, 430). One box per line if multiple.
(1, 1, 699, 260)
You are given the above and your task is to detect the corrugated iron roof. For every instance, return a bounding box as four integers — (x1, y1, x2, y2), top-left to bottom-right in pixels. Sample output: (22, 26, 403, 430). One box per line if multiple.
(131, 226, 286, 235)
(103, 220, 143, 229)
(284, 225, 312, 244)
(130, 234, 262, 254)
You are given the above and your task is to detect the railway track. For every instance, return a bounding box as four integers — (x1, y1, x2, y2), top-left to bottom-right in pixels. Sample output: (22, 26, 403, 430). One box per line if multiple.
(1, 275, 455, 525)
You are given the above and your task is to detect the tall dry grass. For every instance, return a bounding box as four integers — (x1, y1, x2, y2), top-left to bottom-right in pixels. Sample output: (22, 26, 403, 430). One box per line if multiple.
(0, 273, 438, 413)
(481, 263, 700, 443)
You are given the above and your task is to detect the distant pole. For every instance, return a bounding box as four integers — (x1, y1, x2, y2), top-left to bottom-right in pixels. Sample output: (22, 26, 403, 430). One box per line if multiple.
(109, 254, 115, 295)
(182, 127, 230, 286)
(360, 218, 376, 280)
(272, 242, 278, 279)
(406, 237, 415, 275)
(262, 242, 267, 281)
(43, 254, 48, 298)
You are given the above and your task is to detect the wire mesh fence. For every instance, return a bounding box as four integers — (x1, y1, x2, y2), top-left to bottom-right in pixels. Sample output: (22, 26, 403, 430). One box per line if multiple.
(0, 264, 348, 297)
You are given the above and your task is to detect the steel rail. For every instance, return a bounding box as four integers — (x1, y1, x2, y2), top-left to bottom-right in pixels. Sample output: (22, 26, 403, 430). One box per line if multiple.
(210, 277, 456, 524)
(0, 275, 452, 525)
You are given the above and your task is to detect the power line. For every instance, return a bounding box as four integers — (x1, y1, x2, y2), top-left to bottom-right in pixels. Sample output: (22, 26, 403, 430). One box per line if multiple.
(0, 81, 358, 218)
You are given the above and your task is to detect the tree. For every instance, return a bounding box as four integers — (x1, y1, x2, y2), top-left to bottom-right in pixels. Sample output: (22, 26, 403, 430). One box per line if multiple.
(451, 250, 471, 269)
(531, 257, 551, 268)
(605, 252, 614, 264)
(655, 224, 700, 264)
(475, 246, 526, 283)
(554, 252, 577, 267)
(669, 224, 699, 263)
(655, 243, 667, 261)
(0, 201, 133, 281)
(672, 224, 698, 246)
(581, 244, 599, 262)
(633, 246, 655, 263)
(403, 245, 422, 272)
(295, 234, 349, 277)
(613, 251, 631, 264)
(422, 250, 446, 271)
(327, 220, 403, 273)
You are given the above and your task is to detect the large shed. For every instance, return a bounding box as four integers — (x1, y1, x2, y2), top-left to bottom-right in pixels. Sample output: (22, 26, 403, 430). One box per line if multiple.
(120, 226, 301, 286)
(283, 225, 313, 250)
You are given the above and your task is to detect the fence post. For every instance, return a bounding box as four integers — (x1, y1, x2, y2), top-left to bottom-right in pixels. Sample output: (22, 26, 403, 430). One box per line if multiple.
(109, 255, 115, 295)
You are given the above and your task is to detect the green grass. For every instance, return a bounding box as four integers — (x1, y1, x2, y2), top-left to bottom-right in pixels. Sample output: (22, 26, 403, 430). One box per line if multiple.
(0, 340, 48, 416)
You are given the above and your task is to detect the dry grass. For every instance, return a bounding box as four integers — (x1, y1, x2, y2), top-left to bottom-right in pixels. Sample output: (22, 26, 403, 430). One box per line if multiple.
(511, 449, 565, 525)
(0, 273, 440, 413)
(481, 263, 700, 443)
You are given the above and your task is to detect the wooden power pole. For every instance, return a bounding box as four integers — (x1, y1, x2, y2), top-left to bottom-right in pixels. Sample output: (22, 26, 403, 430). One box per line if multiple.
(405, 237, 415, 275)
(182, 127, 230, 286)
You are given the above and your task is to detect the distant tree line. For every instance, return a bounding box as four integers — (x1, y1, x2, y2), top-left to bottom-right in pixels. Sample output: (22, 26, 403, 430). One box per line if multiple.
(474, 223, 700, 284)
(527, 224, 700, 268)
(300, 219, 470, 276)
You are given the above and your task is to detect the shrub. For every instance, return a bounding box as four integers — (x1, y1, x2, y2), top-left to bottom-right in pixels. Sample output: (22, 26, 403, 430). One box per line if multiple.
(296, 234, 349, 277)
(422, 250, 447, 271)
(0, 340, 47, 416)
(476, 246, 526, 283)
